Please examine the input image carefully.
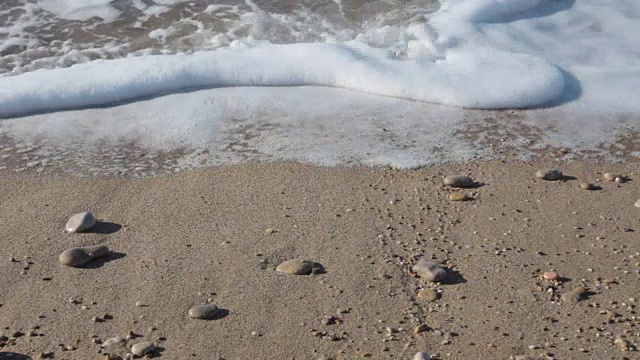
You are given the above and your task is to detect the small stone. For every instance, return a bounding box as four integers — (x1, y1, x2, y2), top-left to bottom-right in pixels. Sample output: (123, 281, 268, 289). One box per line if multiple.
(188, 304, 220, 319)
(321, 316, 336, 325)
(443, 175, 475, 188)
(615, 176, 624, 183)
(102, 337, 126, 347)
(413, 352, 431, 360)
(614, 338, 630, 351)
(412, 258, 446, 282)
(59, 245, 110, 267)
(604, 172, 619, 181)
(276, 259, 315, 275)
(414, 324, 430, 334)
(574, 286, 587, 295)
(543, 271, 559, 281)
(579, 182, 596, 190)
(536, 169, 562, 181)
(449, 192, 471, 201)
(0, 334, 8, 342)
(561, 291, 581, 303)
(417, 288, 439, 301)
(635, 199, 640, 208)
(130, 341, 155, 356)
(65, 212, 97, 233)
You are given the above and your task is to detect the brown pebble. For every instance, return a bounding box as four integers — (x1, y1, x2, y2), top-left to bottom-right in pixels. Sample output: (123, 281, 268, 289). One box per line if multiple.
(561, 291, 581, 303)
(614, 338, 630, 350)
(417, 288, 439, 301)
(579, 182, 596, 190)
(414, 324, 430, 334)
(574, 286, 587, 295)
(449, 192, 472, 201)
(543, 271, 558, 281)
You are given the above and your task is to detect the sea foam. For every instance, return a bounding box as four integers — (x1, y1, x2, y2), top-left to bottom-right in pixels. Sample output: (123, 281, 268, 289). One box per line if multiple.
(0, 0, 568, 117)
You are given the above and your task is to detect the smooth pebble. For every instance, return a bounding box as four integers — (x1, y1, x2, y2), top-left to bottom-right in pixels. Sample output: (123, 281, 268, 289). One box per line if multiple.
(603, 172, 619, 181)
(635, 199, 640, 208)
(131, 341, 155, 356)
(443, 175, 475, 188)
(536, 169, 562, 181)
(413, 352, 431, 360)
(542, 271, 558, 281)
(579, 182, 596, 190)
(412, 258, 446, 282)
(65, 212, 97, 233)
(561, 291, 581, 303)
(417, 288, 439, 301)
(276, 259, 315, 275)
(188, 304, 219, 319)
(59, 245, 110, 267)
(449, 192, 471, 201)
(102, 337, 126, 347)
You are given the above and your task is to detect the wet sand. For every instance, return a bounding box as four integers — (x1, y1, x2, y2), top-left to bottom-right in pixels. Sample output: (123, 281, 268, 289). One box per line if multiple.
(0, 161, 639, 359)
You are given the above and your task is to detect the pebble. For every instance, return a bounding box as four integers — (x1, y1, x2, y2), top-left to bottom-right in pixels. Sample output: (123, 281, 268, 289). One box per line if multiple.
(130, 341, 155, 356)
(579, 182, 596, 190)
(635, 199, 640, 208)
(412, 258, 446, 282)
(443, 175, 475, 188)
(542, 271, 558, 281)
(188, 304, 220, 319)
(414, 324, 430, 334)
(536, 169, 562, 181)
(413, 351, 431, 360)
(276, 259, 315, 275)
(65, 211, 97, 233)
(0, 334, 7, 342)
(574, 286, 587, 295)
(59, 245, 110, 267)
(561, 291, 581, 303)
(102, 337, 126, 347)
(417, 288, 439, 301)
(449, 192, 471, 201)
(614, 338, 630, 351)
(604, 172, 619, 181)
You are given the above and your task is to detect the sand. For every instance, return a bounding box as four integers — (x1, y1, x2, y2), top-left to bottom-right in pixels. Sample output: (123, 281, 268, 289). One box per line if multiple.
(0, 161, 639, 360)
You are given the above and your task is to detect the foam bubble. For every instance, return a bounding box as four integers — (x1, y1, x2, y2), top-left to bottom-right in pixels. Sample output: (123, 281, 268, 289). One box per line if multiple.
(36, 0, 120, 22)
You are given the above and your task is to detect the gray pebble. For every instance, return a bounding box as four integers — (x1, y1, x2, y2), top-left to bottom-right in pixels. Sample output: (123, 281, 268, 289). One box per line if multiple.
(414, 352, 431, 360)
(412, 258, 446, 282)
(59, 245, 110, 267)
(188, 304, 220, 319)
(443, 175, 475, 188)
(635, 199, 640, 208)
(131, 341, 155, 356)
(65, 211, 97, 233)
(276, 259, 315, 275)
(102, 336, 126, 347)
(536, 169, 562, 181)
(561, 291, 581, 303)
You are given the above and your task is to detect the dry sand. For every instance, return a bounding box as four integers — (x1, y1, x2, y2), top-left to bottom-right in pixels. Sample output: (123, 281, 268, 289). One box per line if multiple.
(0, 161, 639, 360)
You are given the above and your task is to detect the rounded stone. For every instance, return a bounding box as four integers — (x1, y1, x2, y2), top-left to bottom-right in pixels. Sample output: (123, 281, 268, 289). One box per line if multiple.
(574, 286, 587, 295)
(413, 352, 431, 360)
(614, 338, 630, 350)
(561, 291, 581, 303)
(188, 304, 220, 319)
(412, 258, 446, 282)
(276, 259, 315, 275)
(443, 175, 475, 188)
(417, 288, 439, 301)
(543, 271, 558, 281)
(635, 199, 640, 208)
(536, 169, 562, 181)
(65, 212, 97, 233)
(414, 324, 430, 334)
(449, 192, 471, 201)
(130, 341, 155, 356)
(579, 182, 596, 190)
(59, 245, 110, 267)
(603, 172, 619, 181)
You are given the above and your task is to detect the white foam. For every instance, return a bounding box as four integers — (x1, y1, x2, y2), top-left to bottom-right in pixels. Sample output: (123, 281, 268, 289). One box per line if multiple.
(36, 0, 120, 22)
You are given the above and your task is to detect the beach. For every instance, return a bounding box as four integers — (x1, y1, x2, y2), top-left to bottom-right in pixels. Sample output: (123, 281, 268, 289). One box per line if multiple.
(1, 161, 638, 359)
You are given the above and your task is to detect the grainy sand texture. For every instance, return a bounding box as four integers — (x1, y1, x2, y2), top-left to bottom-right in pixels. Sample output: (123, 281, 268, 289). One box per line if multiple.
(0, 161, 639, 360)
